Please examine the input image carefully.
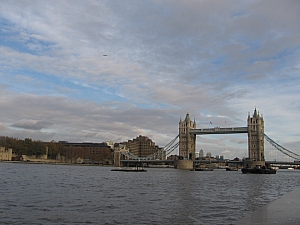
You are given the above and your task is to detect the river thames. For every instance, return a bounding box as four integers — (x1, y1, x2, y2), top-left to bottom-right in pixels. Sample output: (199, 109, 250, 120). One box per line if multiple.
(0, 162, 299, 225)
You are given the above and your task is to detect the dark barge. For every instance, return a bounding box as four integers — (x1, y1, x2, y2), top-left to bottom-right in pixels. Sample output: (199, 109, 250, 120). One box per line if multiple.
(241, 166, 276, 174)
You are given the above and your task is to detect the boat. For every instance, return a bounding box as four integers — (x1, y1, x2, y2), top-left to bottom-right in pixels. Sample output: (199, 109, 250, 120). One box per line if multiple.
(111, 167, 147, 172)
(271, 166, 279, 170)
(111, 165, 147, 172)
(191, 168, 214, 171)
(226, 167, 238, 171)
(241, 166, 276, 174)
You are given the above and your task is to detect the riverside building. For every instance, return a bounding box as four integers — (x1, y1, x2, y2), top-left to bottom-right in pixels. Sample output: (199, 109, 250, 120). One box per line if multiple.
(126, 135, 165, 159)
(0, 147, 12, 161)
(61, 142, 113, 164)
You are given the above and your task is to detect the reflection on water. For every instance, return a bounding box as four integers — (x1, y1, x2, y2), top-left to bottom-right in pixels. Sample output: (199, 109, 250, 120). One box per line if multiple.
(0, 162, 299, 225)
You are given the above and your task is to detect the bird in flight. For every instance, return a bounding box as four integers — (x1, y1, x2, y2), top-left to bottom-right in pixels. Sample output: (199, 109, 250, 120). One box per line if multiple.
(103, 54, 108, 56)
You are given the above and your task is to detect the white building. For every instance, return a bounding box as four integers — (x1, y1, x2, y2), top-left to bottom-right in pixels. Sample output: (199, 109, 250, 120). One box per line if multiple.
(199, 149, 204, 158)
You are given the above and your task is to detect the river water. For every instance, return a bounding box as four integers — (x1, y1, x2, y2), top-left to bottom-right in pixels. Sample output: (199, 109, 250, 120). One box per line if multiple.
(0, 162, 299, 225)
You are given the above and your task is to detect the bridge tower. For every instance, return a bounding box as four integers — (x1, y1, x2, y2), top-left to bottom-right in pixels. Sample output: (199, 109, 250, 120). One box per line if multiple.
(179, 113, 196, 160)
(245, 108, 265, 169)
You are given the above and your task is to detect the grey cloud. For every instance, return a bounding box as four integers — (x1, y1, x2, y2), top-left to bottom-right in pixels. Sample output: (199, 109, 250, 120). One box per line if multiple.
(1, 0, 300, 158)
(11, 119, 52, 131)
(242, 73, 267, 81)
(0, 92, 179, 144)
(0, 122, 7, 130)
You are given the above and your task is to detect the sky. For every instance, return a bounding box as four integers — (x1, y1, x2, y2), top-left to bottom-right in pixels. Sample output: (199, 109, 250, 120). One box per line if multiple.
(1, 0, 300, 160)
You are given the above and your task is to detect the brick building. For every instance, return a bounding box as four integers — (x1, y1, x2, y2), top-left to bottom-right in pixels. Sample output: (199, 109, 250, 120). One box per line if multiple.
(126, 135, 165, 159)
(61, 142, 113, 164)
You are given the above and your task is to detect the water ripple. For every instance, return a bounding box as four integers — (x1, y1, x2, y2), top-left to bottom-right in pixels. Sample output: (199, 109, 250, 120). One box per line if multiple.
(0, 163, 299, 224)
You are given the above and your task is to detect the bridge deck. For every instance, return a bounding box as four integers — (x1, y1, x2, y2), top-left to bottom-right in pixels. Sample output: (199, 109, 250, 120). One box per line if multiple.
(190, 127, 248, 134)
(120, 160, 300, 166)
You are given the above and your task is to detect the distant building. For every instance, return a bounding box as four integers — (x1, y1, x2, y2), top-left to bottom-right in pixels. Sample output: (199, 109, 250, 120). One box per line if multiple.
(106, 140, 115, 149)
(167, 155, 181, 160)
(126, 135, 165, 159)
(215, 155, 224, 161)
(61, 142, 113, 164)
(0, 147, 12, 161)
(113, 143, 130, 166)
(206, 152, 212, 158)
(114, 143, 129, 156)
(199, 149, 204, 158)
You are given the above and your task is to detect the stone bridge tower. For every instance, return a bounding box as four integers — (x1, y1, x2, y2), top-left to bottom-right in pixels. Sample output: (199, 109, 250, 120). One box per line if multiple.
(179, 113, 196, 160)
(245, 108, 265, 169)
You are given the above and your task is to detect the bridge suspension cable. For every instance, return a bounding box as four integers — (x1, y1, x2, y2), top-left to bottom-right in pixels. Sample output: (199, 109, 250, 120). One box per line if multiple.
(163, 134, 179, 151)
(144, 134, 179, 160)
(166, 141, 179, 155)
(264, 133, 300, 160)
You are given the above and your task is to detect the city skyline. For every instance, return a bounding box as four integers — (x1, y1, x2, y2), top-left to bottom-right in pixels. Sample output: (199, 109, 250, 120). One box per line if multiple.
(1, 1, 300, 159)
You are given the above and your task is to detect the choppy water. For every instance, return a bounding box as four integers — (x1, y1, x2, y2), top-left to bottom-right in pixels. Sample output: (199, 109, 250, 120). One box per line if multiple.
(0, 162, 299, 225)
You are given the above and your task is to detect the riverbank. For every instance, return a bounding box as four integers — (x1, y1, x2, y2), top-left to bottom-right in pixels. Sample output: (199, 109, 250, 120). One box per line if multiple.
(0, 160, 111, 166)
(235, 186, 300, 224)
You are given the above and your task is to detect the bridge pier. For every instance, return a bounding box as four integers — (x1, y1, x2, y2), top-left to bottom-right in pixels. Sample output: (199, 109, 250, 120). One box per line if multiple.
(174, 160, 193, 170)
(243, 160, 265, 169)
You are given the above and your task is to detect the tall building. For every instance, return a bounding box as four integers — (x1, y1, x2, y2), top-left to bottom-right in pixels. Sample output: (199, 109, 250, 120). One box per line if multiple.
(247, 108, 264, 161)
(206, 152, 212, 158)
(199, 149, 204, 158)
(215, 155, 224, 161)
(179, 113, 196, 160)
(127, 135, 164, 159)
(244, 108, 265, 169)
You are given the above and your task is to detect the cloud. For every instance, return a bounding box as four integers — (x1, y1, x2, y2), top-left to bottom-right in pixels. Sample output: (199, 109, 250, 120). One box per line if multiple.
(0, 91, 180, 143)
(11, 119, 52, 131)
(0, 122, 7, 130)
(0, 0, 300, 159)
(242, 73, 267, 81)
(222, 150, 231, 155)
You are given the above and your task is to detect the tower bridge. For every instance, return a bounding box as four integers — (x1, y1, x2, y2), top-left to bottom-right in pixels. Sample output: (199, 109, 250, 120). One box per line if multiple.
(177, 108, 266, 169)
(117, 108, 299, 169)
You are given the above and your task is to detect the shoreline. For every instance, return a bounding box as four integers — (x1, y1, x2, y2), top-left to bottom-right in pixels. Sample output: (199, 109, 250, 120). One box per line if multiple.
(0, 160, 113, 166)
(235, 186, 300, 224)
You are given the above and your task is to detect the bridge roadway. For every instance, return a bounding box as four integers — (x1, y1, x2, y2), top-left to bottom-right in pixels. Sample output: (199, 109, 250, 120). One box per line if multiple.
(120, 159, 300, 166)
(190, 127, 248, 135)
